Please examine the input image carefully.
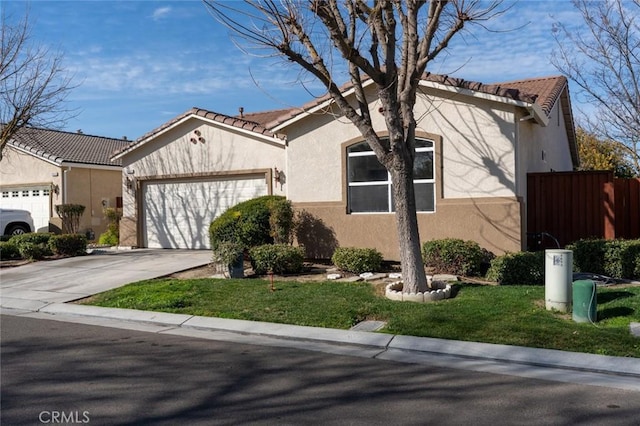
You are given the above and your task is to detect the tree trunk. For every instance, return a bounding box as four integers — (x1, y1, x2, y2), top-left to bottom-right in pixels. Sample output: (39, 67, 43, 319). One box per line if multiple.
(389, 165, 428, 294)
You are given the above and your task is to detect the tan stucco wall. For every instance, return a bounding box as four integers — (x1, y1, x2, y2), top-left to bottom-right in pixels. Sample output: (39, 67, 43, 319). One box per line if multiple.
(0, 147, 121, 238)
(283, 86, 522, 257)
(294, 197, 522, 260)
(284, 86, 518, 204)
(64, 167, 123, 238)
(119, 116, 286, 246)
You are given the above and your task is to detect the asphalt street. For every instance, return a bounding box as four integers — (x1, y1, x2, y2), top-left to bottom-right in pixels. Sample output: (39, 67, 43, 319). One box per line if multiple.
(2, 315, 640, 426)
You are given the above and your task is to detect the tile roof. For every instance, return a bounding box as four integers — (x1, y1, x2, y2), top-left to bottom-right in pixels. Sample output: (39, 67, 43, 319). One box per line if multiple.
(8, 127, 131, 167)
(265, 74, 569, 129)
(138, 107, 279, 142)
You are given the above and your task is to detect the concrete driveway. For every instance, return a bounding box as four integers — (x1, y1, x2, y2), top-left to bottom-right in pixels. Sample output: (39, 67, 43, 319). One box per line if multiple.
(0, 249, 212, 311)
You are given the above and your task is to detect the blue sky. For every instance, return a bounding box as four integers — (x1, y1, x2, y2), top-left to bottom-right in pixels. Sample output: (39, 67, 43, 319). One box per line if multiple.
(4, 1, 582, 140)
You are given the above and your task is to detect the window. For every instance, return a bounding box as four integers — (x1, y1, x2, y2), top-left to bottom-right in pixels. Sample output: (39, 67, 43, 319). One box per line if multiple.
(43, 189, 50, 196)
(32, 190, 40, 197)
(22, 190, 29, 197)
(347, 139, 435, 213)
(2, 191, 8, 198)
(11, 191, 19, 197)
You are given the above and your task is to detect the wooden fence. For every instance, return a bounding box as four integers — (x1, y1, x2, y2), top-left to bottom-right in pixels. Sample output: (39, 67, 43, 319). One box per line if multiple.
(527, 171, 640, 249)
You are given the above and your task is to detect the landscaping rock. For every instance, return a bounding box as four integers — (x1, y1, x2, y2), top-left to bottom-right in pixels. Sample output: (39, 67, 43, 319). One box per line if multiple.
(631, 322, 640, 337)
(361, 273, 387, 281)
(327, 273, 342, 280)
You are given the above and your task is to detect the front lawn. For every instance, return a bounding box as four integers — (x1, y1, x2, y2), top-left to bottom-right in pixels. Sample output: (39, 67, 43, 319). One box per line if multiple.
(82, 279, 640, 357)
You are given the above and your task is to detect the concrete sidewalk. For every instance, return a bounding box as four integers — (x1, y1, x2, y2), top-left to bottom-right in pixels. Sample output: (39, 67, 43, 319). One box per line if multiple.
(1, 249, 639, 392)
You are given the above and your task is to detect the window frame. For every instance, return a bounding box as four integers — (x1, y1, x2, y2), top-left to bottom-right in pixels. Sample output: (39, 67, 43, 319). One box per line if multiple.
(347, 138, 436, 214)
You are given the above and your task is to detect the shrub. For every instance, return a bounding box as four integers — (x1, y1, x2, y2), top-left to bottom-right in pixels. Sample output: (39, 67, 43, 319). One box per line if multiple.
(249, 244, 305, 275)
(568, 239, 607, 275)
(0, 241, 20, 260)
(49, 234, 87, 256)
(98, 208, 122, 245)
(98, 228, 119, 246)
(55, 204, 86, 234)
(421, 238, 491, 277)
(569, 238, 640, 279)
(209, 195, 289, 251)
(331, 247, 383, 274)
(268, 197, 295, 244)
(9, 233, 53, 259)
(486, 251, 545, 285)
(18, 243, 45, 260)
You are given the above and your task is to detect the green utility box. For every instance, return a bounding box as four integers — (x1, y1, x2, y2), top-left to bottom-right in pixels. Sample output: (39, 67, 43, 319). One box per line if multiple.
(572, 280, 597, 323)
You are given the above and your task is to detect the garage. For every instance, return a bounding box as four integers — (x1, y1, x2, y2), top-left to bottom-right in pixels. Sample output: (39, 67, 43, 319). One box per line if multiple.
(0, 186, 51, 232)
(142, 175, 268, 249)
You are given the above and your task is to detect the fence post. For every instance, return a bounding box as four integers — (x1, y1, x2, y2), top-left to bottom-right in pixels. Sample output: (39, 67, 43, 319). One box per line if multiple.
(603, 182, 615, 240)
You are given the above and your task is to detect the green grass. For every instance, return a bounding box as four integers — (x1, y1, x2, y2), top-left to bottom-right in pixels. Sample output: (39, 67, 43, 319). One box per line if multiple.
(83, 279, 640, 357)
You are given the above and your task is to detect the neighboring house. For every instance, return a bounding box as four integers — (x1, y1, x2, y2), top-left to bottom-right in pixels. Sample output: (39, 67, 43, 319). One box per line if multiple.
(112, 74, 578, 258)
(0, 127, 130, 237)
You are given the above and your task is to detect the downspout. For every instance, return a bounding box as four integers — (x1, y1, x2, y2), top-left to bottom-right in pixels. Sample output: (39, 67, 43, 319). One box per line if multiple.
(63, 167, 71, 203)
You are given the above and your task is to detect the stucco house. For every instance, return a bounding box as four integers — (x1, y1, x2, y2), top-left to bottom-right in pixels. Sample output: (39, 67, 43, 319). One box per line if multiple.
(113, 74, 577, 259)
(0, 127, 130, 237)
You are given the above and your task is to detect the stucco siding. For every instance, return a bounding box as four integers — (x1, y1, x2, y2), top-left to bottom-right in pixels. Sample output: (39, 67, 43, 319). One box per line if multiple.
(119, 117, 286, 246)
(285, 87, 518, 203)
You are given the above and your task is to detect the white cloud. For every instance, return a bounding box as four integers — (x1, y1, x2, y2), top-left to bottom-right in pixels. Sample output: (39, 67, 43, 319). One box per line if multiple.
(151, 6, 172, 21)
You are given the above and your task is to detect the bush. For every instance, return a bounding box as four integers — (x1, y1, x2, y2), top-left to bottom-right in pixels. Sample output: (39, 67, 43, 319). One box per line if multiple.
(331, 247, 383, 274)
(9, 233, 53, 259)
(98, 228, 119, 246)
(249, 244, 305, 275)
(209, 196, 291, 252)
(421, 238, 492, 277)
(568, 239, 607, 275)
(17, 243, 46, 260)
(486, 251, 544, 285)
(55, 204, 85, 234)
(49, 234, 87, 256)
(569, 238, 640, 279)
(98, 208, 121, 245)
(0, 241, 20, 260)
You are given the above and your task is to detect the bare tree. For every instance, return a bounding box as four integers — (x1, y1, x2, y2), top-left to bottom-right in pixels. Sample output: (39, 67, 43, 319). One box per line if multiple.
(205, 0, 504, 293)
(552, 0, 640, 176)
(1, 7, 75, 161)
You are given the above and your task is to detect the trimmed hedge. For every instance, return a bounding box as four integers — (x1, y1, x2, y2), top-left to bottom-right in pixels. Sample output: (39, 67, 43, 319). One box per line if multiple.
(9, 233, 53, 260)
(49, 234, 87, 256)
(331, 247, 383, 274)
(249, 244, 305, 275)
(568, 238, 640, 279)
(485, 251, 545, 285)
(0, 241, 20, 260)
(209, 196, 293, 252)
(422, 238, 492, 277)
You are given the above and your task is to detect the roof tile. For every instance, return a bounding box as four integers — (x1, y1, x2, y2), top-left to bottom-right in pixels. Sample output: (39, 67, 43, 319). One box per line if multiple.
(9, 127, 131, 166)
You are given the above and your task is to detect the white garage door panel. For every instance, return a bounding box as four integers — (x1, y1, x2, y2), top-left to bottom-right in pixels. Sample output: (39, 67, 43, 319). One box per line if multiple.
(0, 187, 51, 232)
(143, 176, 267, 249)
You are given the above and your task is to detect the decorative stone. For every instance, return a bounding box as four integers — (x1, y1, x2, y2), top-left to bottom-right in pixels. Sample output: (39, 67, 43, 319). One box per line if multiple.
(403, 292, 424, 303)
(389, 273, 402, 279)
(327, 273, 342, 280)
(384, 280, 453, 303)
(360, 272, 374, 279)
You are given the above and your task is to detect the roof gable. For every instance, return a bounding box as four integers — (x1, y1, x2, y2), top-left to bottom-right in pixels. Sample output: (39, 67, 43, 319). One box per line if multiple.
(8, 127, 130, 167)
(266, 74, 569, 130)
(112, 107, 287, 160)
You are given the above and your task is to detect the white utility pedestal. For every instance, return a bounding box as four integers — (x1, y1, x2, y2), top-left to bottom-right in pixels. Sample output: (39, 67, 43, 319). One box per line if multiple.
(545, 249, 573, 312)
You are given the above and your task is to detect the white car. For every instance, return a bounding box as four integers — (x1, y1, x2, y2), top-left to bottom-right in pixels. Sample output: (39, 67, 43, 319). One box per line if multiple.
(0, 208, 35, 236)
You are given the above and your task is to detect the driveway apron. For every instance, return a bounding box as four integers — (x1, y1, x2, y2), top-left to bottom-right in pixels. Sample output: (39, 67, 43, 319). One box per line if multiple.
(0, 249, 212, 310)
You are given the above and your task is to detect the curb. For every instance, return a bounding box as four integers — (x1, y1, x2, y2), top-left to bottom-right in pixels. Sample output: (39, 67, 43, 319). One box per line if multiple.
(10, 302, 640, 380)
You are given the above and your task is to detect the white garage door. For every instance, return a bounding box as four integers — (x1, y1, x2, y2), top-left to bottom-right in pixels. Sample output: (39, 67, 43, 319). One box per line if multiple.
(143, 176, 268, 249)
(0, 187, 51, 232)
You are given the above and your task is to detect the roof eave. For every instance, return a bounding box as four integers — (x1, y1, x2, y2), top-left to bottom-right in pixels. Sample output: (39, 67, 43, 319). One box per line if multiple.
(112, 112, 286, 161)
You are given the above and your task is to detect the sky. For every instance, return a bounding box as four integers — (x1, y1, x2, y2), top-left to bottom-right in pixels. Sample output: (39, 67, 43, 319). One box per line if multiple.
(3, 0, 585, 141)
